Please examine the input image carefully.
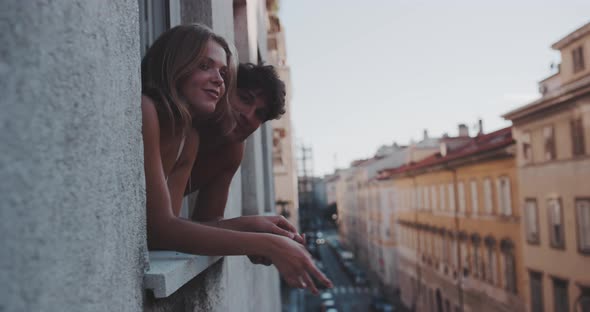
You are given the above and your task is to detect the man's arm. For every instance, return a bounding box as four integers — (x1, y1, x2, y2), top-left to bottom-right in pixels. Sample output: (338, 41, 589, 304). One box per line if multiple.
(190, 142, 244, 222)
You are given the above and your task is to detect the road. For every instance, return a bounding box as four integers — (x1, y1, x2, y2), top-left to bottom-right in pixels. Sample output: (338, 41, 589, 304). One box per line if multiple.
(304, 234, 378, 312)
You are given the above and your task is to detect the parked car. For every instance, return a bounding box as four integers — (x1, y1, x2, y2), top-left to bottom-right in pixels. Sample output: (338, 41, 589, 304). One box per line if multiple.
(369, 296, 395, 312)
(320, 299, 336, 312)
(320, 292, 333, 301)
(352, 270, 368, 286)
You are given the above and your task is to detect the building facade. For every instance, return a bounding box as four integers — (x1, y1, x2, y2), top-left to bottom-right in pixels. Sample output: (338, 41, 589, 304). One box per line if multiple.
(1, 1, 283, 311)
(383, 127, 525, 312)
(503, 22, 590, 312)
(268, 10, 300, 229)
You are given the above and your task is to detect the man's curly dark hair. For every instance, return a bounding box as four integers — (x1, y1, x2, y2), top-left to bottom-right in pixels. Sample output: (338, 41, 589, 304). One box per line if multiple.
(237, 63, 286, 121)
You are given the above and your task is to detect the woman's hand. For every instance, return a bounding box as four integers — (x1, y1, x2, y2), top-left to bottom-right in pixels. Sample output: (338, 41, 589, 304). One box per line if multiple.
(263, 235, 333, 295)
(240, 215, 304, 244)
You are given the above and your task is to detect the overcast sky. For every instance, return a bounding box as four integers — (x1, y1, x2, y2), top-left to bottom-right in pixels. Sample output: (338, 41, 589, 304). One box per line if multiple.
(279, 0, 590, 176)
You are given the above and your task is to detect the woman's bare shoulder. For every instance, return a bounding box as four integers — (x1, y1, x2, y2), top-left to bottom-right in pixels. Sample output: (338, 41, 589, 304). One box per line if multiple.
(141, 95, 160, 132)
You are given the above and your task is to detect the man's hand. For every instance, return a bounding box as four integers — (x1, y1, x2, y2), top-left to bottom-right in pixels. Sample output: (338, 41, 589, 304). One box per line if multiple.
(239, 215, 303, 266)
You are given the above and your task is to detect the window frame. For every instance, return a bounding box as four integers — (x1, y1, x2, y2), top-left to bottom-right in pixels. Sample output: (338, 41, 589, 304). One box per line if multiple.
(575, 197, 590, 255)
(458, 181, 466, 214)
(503, 251, 517, 294)
(470, 179, 479, 216)
(448, 183, 456, 213)
(525, 198, 541, 244)
(431, 185, 437, 211)
(552, 277, 570, 312)
(486, 245, 497, 285)
(496, 176, 512, 216)
(571, 117, 586, 157)
(547, 197, 566, 250)
(572, 45, 586, 73)
(529, 270, 545, 312)
(543, 125, 556, 161)
(483, 177, 493, 215)
(521, 131, 532, 164)
(424, 186, 430, 211)
(439, 184, 446, 212)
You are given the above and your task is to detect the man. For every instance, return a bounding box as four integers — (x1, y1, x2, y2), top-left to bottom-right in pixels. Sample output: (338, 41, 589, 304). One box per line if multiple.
(187, 63, 286, 220)
(188, 63, 302, 264)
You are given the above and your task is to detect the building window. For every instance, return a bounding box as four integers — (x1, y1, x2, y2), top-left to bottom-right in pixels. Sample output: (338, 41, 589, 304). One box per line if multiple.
(503, 250, 517, 293)
(424, 186, 430, 210)
(417, 187, 423, 210)
(461, 241, 469, 276)
(139, 0, 171, 57)
(576, 198, 590, 253)
(525, 199, 540, 244)
(472, 243, 481, 278)
(451, 238, 459, 269)
(448, 183, 455, 212)
(579, 286, 590, 312)
(496, 176, 512, 216)
(548, 198, 565, 249)
(573, 45, 586, 73)
(483, 178, 493, 214)
(431, 186, 437, 211)
(571, 117, 586, 156)
(522, 131, 532, 163)
(458, 182, 466, 214)
(552, 278, 569, 312)
(440, 184, 446, 211)
(470, 179, 479, 216)
(530, 271, 544, 312)
(487, 246, 497, 285)
(544, 126, 556, 161)
(442, 235, 448, 264)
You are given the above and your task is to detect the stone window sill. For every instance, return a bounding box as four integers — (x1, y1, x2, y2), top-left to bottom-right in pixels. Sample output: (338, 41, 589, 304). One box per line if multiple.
(144, 251, 222, 298)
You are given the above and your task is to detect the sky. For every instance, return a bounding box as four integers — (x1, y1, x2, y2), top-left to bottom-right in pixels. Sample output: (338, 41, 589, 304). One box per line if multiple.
(278, 0, 590, 176)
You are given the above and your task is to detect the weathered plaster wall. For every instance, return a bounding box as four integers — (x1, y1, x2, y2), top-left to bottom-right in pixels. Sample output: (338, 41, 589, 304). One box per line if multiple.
(0, 1, 146, 312)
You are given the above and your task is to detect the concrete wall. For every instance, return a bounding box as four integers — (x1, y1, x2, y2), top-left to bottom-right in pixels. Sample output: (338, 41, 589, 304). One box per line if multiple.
(1, 1, 281, 311)
(0, 1, 146, 311)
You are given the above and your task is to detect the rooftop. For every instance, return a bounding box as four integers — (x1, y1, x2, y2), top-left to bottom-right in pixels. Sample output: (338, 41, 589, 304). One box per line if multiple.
(377, 126, 513, 180)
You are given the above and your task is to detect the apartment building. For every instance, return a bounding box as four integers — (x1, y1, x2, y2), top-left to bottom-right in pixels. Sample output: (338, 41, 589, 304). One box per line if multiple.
(381, 127, 525, 312)
(503, 22, 590, 312)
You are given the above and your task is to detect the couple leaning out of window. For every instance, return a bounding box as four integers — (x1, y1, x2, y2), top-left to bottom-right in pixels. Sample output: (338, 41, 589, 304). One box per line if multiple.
(141, 23, 332, 294)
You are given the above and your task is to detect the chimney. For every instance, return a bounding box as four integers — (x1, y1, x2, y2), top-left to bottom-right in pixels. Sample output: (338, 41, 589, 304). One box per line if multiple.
(478, 119, 484, 135)
(458, 124, 469, 137)
(423, 129, 429, 140)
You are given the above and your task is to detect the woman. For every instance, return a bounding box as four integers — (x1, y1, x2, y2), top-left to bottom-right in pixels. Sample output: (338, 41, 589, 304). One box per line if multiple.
(141, 24, 331, 294)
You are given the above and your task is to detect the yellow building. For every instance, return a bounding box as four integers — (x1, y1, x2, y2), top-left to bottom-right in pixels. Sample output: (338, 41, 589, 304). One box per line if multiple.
(503, 22, 590, 312)
(268, 13, 300, 229)
(380, 127, 525, 312)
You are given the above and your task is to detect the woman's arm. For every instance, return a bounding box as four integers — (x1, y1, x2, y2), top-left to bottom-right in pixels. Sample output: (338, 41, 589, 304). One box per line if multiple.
(141, 97, 331, 292)
(142, 96, 263, 255)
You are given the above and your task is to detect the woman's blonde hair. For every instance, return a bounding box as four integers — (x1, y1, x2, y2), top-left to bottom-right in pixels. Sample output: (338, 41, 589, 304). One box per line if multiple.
(141, 23, 237, 136)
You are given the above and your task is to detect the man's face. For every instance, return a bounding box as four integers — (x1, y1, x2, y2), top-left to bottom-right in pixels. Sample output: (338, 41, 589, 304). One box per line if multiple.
(229, 88, 268, 142)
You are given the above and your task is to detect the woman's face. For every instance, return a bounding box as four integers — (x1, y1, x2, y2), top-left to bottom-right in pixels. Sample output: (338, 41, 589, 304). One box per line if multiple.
(180, 39, 228, 116)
